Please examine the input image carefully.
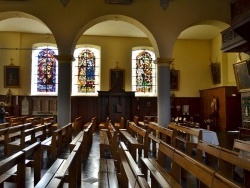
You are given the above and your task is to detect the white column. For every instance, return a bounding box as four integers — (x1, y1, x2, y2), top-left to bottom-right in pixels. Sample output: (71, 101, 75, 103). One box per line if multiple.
(55, 55, 74, 128)
(155, 58, 173, 127)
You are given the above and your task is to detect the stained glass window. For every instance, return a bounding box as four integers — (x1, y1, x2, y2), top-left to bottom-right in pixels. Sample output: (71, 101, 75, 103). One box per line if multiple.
(31, 46, 58, 95)
(132, 48, 156, 96)
(72, 46, 100, 96)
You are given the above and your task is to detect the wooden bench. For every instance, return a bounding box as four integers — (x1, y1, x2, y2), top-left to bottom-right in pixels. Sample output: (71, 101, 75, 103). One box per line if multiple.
(147, 122, 173, 156)
(117, 142, 150, 188)
(6, 123, 52, 155)
(147, 141, 242, 188)
(25, 116, 42, 125)
(168, 122, 202, 156)
(83, 116, 97, 134)
(196, 140, 250, 187)
(0, 142, 42, 187)
(99, 158, 119, 188)
(114, 116, 125, 130)
(0, 151, 25, 188)
(7, 125, 35, 155)
(3, 123, 33, 155)
(99, 123, 118, 160)
(99, 116, 110, 130)
(36, 142, 82, 188)
(141, 141, 181, 188)
(72, 116, 83, 136)
(41, 123, 72, 160)
(119, 121, 149, 161)
(9, 116, 27, 127)
(0, 122, 9, 130)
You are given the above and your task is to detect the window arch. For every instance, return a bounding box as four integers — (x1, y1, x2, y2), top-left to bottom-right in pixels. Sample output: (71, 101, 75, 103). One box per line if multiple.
(72, 45, 100, 96)
(132, 47, 157, 96)
(31, 45, 58, 96)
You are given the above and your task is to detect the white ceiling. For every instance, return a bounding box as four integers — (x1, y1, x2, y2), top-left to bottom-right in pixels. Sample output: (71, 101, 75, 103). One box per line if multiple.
(0, 17, 224, 40)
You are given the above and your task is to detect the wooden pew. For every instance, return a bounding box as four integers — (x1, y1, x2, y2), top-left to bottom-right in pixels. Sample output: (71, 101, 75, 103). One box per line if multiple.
(99, 158, 118, 188)
(6, 123, 52, 155)
(25, 116, 42, 126)
(114, 116, 125, 130)
(168, 122, 202, 156)
(0, 122, 9, 130)
(9, 116, 27, 127)
(99, 122, 118, 160)
(99, 116, 110, 130)
(141, 141, 181, 188)
(41, 123, 72, 160)
(36, 142, 82, 188)
(82, 122, 94, 160)
(7, 125, 36, 155)
(72, 116, 83, 136)
(0, 151, 25, 188)
(0, 142, 42, 187)
(119, 121, 149, 161)
(197, 140, 250, 187)
(3, 123, 33, 155)
(147, 122, 173, 156)
(42, 116, 55, 125)
(117, 142, 150, 188)
(150, 141, 242, 188)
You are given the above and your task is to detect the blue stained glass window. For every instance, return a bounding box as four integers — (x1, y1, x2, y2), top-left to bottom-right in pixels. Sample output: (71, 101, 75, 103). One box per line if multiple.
(37, 49, 57, 92)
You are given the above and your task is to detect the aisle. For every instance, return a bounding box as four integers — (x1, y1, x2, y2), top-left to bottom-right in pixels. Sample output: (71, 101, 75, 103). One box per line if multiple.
(81, 132, 100, 188)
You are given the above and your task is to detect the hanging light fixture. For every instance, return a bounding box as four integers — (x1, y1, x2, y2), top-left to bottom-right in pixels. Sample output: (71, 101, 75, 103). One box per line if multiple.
(160, 0, 170, 11)
(60, 0, 69, 7)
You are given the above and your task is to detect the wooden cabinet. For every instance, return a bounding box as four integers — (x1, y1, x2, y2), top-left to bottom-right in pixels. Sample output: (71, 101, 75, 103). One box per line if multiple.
(98, 91, 135, 123)
(200, 86, 241, 131)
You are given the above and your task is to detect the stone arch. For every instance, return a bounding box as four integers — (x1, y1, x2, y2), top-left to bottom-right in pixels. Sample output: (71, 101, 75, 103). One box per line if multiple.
(72, 14, 160, 57)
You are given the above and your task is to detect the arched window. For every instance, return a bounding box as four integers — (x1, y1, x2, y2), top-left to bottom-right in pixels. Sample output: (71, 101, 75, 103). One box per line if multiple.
(72, 46, 100, 96)
(31, 46, 58, 95)
(132, 48, 157, 96)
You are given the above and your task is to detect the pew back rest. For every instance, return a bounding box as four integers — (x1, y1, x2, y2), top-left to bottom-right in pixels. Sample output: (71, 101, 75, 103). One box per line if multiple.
(128, 121, 147, 139)
(0, 123, 9, 129)
(118, 142, 150, 188)
(42, 116, 55, 125)
(148, 122, 173, 144)
(233, 139, 250, 153)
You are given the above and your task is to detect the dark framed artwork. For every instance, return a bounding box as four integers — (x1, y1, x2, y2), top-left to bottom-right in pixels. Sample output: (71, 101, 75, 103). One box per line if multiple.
(4, 66, 20, 88)
(110, 69, 125, 92)
(210, 63, 221, 84)
(233, 60, 250, 92)
(170, 70, 180, 91)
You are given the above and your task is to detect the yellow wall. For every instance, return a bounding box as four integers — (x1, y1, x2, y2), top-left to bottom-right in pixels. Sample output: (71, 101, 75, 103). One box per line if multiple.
(1, 31, 247, 97)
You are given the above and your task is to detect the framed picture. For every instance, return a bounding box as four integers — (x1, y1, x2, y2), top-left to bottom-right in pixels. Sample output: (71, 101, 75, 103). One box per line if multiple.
(110, 69, 125, 92)
(233, 60, 250, 92)
(4, 65, 20, 88)
(170, 70, 180, 91)
(210, 63, 221, 84)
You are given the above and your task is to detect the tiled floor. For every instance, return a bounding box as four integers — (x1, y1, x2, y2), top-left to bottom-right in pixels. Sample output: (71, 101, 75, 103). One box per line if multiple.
(1, 130, 240, 188)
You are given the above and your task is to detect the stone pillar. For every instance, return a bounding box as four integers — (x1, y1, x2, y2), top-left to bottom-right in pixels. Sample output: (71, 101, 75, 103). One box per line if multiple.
(155, 57, 174, 127)
(55, 55, 74, 128)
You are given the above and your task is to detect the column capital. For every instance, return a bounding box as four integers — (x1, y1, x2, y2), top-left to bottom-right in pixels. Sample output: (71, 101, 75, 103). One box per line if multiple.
(55, 55, 75, 63)
(154, 57, 174, 66)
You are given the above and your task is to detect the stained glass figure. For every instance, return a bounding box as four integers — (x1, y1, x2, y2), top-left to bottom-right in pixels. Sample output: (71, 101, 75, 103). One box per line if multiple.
(135, 51, 153, 92)
(37, 48, 57, 92)
(77, 49, 96, 93)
